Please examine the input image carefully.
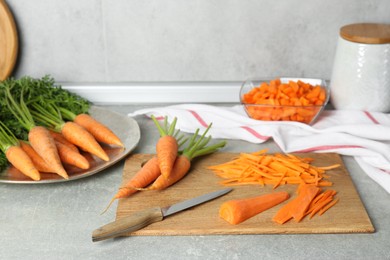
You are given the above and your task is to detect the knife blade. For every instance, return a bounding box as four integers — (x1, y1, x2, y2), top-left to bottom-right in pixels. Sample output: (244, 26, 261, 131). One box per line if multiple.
(92, 187, 233, 242)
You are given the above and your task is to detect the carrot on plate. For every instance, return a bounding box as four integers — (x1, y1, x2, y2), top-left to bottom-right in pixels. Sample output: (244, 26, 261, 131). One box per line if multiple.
(30, 102, 110, 162)
(19, 140, 54, 173)
(101, 156, 162, 214)
(59, 107, 124, 147)
(219, 191, 290, 225)
(49, 130, 79, 152)
(4, 87, 69, 179)
(141, 124, 226, 190)
(55, 140, 90, 170)
(0, 122, 41, 181)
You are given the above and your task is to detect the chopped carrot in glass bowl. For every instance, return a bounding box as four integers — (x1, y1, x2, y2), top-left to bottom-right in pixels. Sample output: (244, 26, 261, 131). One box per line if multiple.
(240, 78, 329, 125)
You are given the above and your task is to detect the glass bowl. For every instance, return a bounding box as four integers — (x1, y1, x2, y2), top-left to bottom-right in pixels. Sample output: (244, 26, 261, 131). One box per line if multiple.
(240, 77, 329, 125)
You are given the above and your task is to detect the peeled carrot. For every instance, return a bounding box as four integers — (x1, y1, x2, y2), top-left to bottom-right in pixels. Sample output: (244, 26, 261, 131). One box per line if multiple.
(61, 121, 109, 162)
(209, 150, 340, 188)
(101, 157, 161, 214)
(49, 130, 79, 152)
(29, 126, 69, 179)
(273, 184, 339, 224)
(19, 140, 54, 173)
(151, 115, 180, 179)
(73, 113, 124, 147)
(219, 191, 290, 225)
(55, 140, 90, 170)
(6, 145, 41, 181)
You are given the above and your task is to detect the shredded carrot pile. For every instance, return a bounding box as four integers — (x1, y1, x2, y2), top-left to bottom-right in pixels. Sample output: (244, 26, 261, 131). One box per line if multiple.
(273, 183, 339, 224)
(242, 78, 327, 123)
(208, 150, 340, 188)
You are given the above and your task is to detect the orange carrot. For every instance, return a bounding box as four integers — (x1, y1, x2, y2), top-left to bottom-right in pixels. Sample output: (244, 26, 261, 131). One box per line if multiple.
(144, 155, 191, 190)
(55, 140, 90, 170)
(61, 121, 109, 162)
(219, 191, 290, 225)
(19, 140, 54, 173)
(6, 145, 41, 181)
(143, 124, 226, 190)
(102, 157, 161, 214)
(151, 115, 180, 179)
(209, 150, 340, 188)
(73, 113, 124, 147)
(49, 130, 79, 152)
(4, 88, 68, 179)
(29, 126, 69, 179)
(273, 185, 339, 224)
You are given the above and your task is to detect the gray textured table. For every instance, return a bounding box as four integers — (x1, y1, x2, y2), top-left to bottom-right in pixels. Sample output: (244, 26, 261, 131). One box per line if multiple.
(1, 105, 389, 260)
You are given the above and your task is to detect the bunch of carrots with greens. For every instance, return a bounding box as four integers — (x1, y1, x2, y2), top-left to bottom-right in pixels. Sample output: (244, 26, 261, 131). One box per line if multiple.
(0, 76, 124, 180)
(102, 116, 227, 213)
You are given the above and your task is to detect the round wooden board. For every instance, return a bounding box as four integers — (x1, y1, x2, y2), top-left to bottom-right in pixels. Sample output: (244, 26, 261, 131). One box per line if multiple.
(0, 0, 18, 81)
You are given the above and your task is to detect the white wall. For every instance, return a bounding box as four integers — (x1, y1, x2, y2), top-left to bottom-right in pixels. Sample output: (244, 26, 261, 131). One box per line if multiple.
(7, 0, 390, 83)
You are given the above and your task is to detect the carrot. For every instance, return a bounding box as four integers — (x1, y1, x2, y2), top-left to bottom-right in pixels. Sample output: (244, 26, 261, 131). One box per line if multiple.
(60, 121, 109, 162)
(29, 126, 69, 179)
(151, 115, 182, 179)
(0, 122, 41, 181)
(72, 112, 124, 147)
(242, 78, 327, 124)
(6, 146, 41, 181)
(55, 140, 90, 169)
(101, 157, 161, 214)
(219, 191, 290, 225)
(19, 140, 54, 173)
(209, 150, 340, 188)
(49, 130, 79, 152)
(273, 185, 339, 224)
(29, 102, 110, 162)
(4, 87, 69, 179)
(142, 124, 226, 190)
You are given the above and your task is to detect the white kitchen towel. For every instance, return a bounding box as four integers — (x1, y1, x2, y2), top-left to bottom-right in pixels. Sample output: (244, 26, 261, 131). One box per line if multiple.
(128, 104, 390, 194)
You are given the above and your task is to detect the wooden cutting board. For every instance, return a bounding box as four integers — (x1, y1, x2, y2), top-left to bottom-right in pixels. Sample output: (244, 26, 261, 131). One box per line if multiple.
(116, 153, 374, 236)
(0, 0, 18, 81)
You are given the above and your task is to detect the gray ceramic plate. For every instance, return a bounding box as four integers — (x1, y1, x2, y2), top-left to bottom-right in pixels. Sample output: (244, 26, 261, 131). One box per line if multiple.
(0, 106, 140, 184)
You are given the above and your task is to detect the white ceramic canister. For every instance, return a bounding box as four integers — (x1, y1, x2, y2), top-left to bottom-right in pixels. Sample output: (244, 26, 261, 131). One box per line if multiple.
(330, 23, 390, 112)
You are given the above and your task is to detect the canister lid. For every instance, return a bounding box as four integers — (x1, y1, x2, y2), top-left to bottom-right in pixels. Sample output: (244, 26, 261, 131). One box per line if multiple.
(340, 23, 390, 44)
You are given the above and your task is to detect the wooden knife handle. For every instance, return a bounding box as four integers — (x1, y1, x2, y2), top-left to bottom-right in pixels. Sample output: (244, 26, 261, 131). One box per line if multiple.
(92, 207, 163, 242)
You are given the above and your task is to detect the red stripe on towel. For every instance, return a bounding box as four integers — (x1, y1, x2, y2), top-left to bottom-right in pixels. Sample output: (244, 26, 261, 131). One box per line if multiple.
(295, 145, 363, 153)
(364, 111, 379, 124)
(188, 110, 208, 127)
(240, 126, 270, 141)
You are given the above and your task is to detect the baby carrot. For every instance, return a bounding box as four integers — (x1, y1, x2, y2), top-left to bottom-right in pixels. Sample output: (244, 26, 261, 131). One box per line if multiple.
(3, 88, 68, 179)
(219, 191, 290, 225)
(59, 108, 124, 147)
(49, 130, 79, 152)
(6, 146, 41, 181)
(74, 113, 124, 147)
(29, 126, 69, 179)
(29, 103, 110, 162)
(151, 115, 180, 180)
(55, 140, 90, 170)
(101, 157, 161, 214)
(19, 140, 54, 173)
(61, 121, 109, 162)
(143, 124, 226, 190)
(0, 122, 41, 181)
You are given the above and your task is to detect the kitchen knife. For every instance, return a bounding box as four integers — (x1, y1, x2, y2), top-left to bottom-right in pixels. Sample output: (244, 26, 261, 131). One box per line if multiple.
(92, 187, 233, 242)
